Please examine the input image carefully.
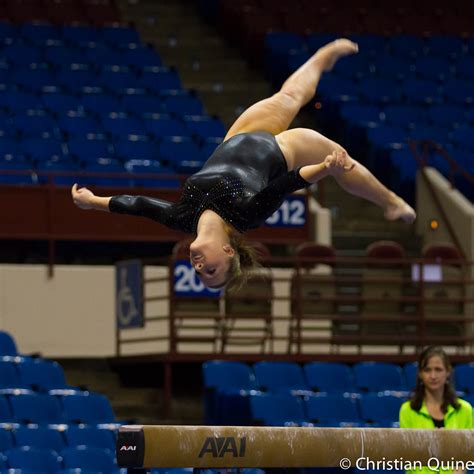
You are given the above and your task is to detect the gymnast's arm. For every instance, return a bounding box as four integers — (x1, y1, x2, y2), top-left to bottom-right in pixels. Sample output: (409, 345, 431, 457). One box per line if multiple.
(71, 183, 174, 224)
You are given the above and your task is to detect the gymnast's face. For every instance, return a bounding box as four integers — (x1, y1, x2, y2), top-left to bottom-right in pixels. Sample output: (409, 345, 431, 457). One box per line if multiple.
(189, 240, 235, 288)
(419, 355, 450, 392)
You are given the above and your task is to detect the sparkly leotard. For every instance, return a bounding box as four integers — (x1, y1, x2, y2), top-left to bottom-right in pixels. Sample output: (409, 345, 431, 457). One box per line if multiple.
(109, 131, 310, 234)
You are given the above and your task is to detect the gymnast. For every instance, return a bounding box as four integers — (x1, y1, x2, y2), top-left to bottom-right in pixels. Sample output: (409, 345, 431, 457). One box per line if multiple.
(72, 39, 416, 290)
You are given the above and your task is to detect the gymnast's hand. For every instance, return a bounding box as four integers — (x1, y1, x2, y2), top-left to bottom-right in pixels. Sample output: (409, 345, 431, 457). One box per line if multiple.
(71, 183, 95, 210)
(324, 150, 355, 174)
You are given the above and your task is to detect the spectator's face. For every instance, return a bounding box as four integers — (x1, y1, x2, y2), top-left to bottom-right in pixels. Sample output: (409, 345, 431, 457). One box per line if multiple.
(419, 355, 450, 392)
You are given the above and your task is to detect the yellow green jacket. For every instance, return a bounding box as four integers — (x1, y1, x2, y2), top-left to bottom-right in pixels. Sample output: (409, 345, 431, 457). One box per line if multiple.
(399, 399, 473, 474)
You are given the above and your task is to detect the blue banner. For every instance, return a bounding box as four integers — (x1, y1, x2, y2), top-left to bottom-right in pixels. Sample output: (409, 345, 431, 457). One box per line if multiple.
(265, 195, 306, 227)
(116, 259, 144, 329)
(173, 260, 222, 298)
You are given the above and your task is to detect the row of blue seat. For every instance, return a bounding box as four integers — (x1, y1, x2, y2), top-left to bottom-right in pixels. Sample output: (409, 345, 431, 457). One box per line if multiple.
(0, 425, 116, 452)
(0, 392, 117, 425)
(203, 360, 474, 394)
(266, 32, 474, 59)
(0, 113, 225, 140)
(0, 22, 141, 45)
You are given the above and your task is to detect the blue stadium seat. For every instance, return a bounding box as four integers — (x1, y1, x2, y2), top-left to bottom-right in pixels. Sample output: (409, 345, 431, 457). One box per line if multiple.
(142, 115, 188, 138)
(65, 426, 115, 450)
(383, 104, 427, 128)
(139, 67, 182, 93)
(56, 64, 98, 92)
(316, 76, 358, 104)
(426, 35, 465, 59)
(83, 159, 129, 187)
(371, 54, 413, 81)
(0, 22, 18, 41)
(81, 90, 121, 116)
(68, 137, 112, 163)
(389, 35, 426, 58)
(17, 359, 67, 392)
(427, 104, 465, 127)
(451, 127, 474, 151)
(305, 393, 361, 425)
(455, 56, 474, 80)
(0, 394, 14, 422)
(358, 393, 405, 427)
(3, 43, 43, 66)
(6, 447, 61, 472)
(101, 113, 144, 137)
(10, 67, 56, 93)
(349, 34, 387, 56)
(366, 125, 408, 151)
(403, 362, 418, 391)
(306, 33, 338, 51)
(121, 91, 165, 116)
(61, 446, 116, 473)
(0, 426, 13, 450)
(82, 43, 124, 66)
(409, 125, 451, 144)
(98, 66, 138, 92)
(402, 78, 443, 105)
(414, 56, 452, 82)
(163, 93, 204, 116)
(58, 113, 100, 138)
(303, 362, 356, 393)
(265, 32, 306, 55)
(0, 90, 42, 113)
(10, 393, 65, 425)
(101, 26, 141, 46)
(61, 25, 101, 45)
(159, 137, 200, 168)
(0, 160, 36, 185)
(353, 362, 406, 392)
(44, 44, 86, 67)
(0, 332, 18, 357)
(389, 147, 421, 199)
(332, 54, 372, 79)
(20, 23, 61, 44)
(14, 426, 66, 452)
(183, 115, 226, 140)
(454, 364, 474, 393)
(41, 91, 82, 115)
(357, 77, 402, 104)
(202, 361, 257, 425)
(250, 392, 307, 426)
(125, 160, 179, 189)
(12, 111, 57, 138)
(253, 361, 309, 393)
(444, 78, 474, 105)
(339, 104, 381, 127)
(19, 137, 64, 163)
(121, 43, 162, 69)
(61, 393, 116, 425)
(0, 360, 24, 390)
(200, 138, 222, 158)
(114, 137, 160, 161)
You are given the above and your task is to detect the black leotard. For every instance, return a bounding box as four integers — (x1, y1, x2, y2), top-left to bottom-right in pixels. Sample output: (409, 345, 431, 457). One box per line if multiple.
(109, 131, 310, 234)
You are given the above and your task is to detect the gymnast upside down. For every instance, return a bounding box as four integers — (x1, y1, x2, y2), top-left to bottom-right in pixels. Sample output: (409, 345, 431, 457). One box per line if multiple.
(72, 39, 416, 290)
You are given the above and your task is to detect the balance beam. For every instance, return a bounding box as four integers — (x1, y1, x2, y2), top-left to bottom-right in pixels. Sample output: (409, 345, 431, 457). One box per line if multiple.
(117, 425, 474, 468)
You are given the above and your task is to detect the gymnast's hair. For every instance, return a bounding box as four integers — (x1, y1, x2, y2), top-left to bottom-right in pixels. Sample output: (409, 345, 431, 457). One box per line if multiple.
(223, 223, 261, 293)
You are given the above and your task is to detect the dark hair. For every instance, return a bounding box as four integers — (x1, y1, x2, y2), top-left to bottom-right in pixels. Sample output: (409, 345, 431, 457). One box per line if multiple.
(224, 226, 260, 293)
(410, 346, 460, 412)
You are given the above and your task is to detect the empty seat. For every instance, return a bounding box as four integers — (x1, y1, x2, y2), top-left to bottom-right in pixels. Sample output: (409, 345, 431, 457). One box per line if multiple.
(98, 65, 138, 92)
(62, 25, 102, 45)
(357, 77, 402, 104)
(81, 91, 121, 115)
(61, 393, 116, 425)
(0, 360, 23, 389)
(125, 159, 179, 189)
(427, 104, 465, 127)
(121, 43, 162, 69)
(444, 78, 474, 105)
(183, 115, 226, 140)
(68, 136, 111, 162)
(454, 363, 474, 393)
(0, 427, 13, 451)
(383, 104, 427, 129)
(58, 112, 100, 138)
(0, 394, 14, 422)
(0, 90, 42, 113)
(65, 426, 115, 450)
(12, 111, 57, 138)
(159, 137, 201, 168)
(304, 362, 356, 393)
(9, 67, 56, 93)
(14, 426, 66, 452)
(353, 362, 406, 392)
(253, 361, 308, 393)
(115, 137, 159, 161)
(142, 115, 188, 138)
(402, 78, 442, 105)
(359, 393, 404, 427)
(121, 92, 165, 116)
(249, 392, 307, 426)
(6, 447, 61, 472)
(163, 94, 204, 116)
(426, 35, 465, 58)
(101, 113, 144, 137)
(102, 25, 140, 45)
(138, 67, 182, 92)
(305, 393, 360, 425)
(414, 56, 452, 82)
(404, 362, 418, 391)
(44, 44, 86, 67)
(56, 64, 98, 92)
(17, 359, 67, 392)
(61, 446, 116, 473)
(41, 91, 82, 114)
(10, 393, 65, 424)
(19, 138, 64, 162)
(389, 35, 426, 58)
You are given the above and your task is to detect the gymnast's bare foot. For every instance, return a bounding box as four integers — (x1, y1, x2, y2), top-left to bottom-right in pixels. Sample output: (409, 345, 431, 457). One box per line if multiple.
(384, 194, 417, 223)
(314, 39, 359, 72)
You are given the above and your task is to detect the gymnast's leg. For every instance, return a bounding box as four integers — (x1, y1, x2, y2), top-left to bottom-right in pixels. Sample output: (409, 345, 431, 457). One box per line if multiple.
(275, 128, 416, 223)
(224, 39, 358, 140)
